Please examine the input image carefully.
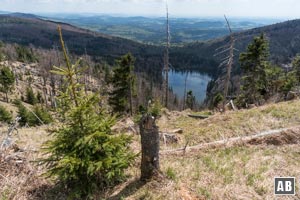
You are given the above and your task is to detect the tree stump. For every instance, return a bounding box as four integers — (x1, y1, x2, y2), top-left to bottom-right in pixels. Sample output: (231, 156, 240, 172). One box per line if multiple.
(139, 114, 160, 181)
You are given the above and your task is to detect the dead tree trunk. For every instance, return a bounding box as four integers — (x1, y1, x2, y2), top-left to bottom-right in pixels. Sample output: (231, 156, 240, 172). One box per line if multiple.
(164, 2, 170, 109)
(129, 81, 133, 116)
(139, 114, 160, 181)
(223, 15, 234, 107)
(13, 68, 18, 86)
(183, 72, 188, 110)
(43, 86, 48, 107)
(214, 15, 236, 112)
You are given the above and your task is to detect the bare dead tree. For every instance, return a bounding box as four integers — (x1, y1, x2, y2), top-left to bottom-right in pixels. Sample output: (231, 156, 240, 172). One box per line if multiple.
(84, 47, 89, 95)
(183, 72, 188, 110)
(163, 1, 171, 108)
(223, 15, 235, 102)
(214, 15, 237, 111)
(129, 74, 134, 116)
(13, 68, 18, 86)
(1, 117, 20, 150)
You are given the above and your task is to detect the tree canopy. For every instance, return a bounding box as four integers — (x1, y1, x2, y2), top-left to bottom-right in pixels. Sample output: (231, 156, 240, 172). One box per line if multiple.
(0, 66, 15, 102)
(109, 53, 136, 115)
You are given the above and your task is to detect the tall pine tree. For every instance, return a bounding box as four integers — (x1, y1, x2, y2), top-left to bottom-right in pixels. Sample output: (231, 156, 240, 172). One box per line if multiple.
(292, 55, 300, 84)
(239, 34, 270, 106)
(0, 66, 15, 102)
(109, 53, 136, 116)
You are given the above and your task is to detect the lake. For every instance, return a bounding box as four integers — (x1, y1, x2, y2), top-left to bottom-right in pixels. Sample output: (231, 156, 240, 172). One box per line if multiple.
(168, 70, 212, 103)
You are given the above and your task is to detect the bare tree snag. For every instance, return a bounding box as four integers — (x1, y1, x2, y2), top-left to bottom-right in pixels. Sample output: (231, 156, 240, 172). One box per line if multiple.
(183, 72, 188, 110)
(223, 15, 235, 106)
(140, 114, 160, 181)
(164, 2, 170, 108)
(214, 15, 237, 112)
(13, 68, 18, 86)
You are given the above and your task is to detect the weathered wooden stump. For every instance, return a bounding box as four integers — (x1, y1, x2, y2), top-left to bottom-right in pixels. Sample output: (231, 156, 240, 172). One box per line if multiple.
(139, 114, 160, 181)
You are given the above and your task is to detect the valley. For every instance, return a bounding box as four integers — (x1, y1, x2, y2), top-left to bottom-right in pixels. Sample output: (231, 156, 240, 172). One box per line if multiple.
(0, 1, 300, 199)
(0, 13, 299, 103)
(41, 14, 280, 44)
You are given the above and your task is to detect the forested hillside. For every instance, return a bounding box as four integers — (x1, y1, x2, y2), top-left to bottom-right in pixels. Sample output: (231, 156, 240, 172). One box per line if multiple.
(0, 15, 163, 77)
(1, 14, 300, 80)
(44, 14, 273, 44)
(174, 19, 300, 76)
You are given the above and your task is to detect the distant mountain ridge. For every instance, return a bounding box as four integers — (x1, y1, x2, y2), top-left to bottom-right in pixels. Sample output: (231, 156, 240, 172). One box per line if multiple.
(0, 11, 11, 14)
(0, 13, 300, 79)
(7, 12, 39, 19)
(44, 14, 273, 44)
(172, 18, 300, 76)
(0, 14, 164, 77)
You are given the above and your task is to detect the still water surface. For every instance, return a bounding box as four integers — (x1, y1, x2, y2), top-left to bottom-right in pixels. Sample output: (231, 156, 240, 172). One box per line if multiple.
(168, 70, 212, 103)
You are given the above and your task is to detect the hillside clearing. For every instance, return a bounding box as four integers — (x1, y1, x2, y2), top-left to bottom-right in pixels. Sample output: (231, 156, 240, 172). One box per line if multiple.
(1, 100, 300, 199)
(158, 100, 300, 149)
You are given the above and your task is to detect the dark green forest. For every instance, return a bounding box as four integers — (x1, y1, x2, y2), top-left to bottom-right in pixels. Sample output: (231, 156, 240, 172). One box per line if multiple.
(1, 14, 300, 107)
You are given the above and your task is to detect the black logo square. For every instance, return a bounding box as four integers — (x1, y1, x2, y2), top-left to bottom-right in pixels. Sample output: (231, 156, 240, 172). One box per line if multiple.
(274, 177, 295, 195)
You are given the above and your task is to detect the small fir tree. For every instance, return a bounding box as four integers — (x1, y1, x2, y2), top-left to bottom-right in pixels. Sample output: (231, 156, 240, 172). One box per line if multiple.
(213, 92, 224, 108)
(36, 91, 43, 103)
(0, 66, 15, 102)
(186, 90, 195, 110)
(14, 100, 52, 126)
(25, 87, 37, 105)
(29, 105, 53, 126)
(0, 105, 12, 123)
(15, 100, 30, 126)
(41, 26, 135, 198)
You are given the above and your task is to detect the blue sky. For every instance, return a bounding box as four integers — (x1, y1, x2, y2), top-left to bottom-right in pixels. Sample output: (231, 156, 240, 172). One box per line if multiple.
(1, 0, 299, 18)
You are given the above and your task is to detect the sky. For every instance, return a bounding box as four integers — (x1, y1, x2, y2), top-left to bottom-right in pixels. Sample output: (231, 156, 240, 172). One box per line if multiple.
(1, 0, 300, 18)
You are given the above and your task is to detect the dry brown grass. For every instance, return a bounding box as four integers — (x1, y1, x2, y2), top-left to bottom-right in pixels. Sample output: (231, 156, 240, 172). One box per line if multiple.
(0, 126, 65, 200)
(106, 100, 300, 200)
(106, 143, 300, 200)
(157, 100, 300, 147)
(2, 100, 300, 199)
(0, 148, 49, 200)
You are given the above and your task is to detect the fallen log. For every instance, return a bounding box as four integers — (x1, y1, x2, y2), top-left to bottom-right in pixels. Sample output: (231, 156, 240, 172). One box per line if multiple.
(187, 114, 209, 119)
(160, 126, 300, 155)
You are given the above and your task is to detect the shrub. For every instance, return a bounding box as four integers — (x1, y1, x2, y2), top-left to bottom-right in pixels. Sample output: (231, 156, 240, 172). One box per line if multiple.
(166, 167, 176, 180)
(15, 100, 52, 126)
(29, 106, 53, 126)
(36, 91, 43, 103)
(25, 87, 37, 105)
(148, 100, 162, 118)
(186, 90, 196, 110)
(15, 45, 38, 63)
(0, 66, 15, 102)
(212, 92, 224, 108)
(0, 105, 12, 123)
(15, 101, 30, 126)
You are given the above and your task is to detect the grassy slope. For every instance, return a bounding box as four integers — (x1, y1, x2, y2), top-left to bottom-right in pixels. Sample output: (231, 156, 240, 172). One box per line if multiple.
(113, 100, 300, 200)
(158, 100, 300, 147)
(1, 100, 300, 199)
